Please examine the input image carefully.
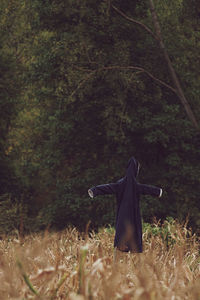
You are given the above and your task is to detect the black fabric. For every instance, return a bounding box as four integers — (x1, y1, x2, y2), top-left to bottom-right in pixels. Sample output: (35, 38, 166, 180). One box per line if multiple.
(90, 157, 161, 253)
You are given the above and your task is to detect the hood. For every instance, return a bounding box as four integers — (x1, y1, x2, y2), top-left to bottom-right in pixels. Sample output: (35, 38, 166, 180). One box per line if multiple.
(126, 157, 140, 179)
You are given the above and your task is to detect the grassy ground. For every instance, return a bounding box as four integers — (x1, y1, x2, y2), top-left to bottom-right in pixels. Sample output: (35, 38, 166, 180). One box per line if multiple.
(0, 219, 199, 299)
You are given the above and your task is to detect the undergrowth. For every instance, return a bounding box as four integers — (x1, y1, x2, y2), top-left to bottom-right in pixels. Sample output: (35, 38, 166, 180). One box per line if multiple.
(0, 219, 199, 299)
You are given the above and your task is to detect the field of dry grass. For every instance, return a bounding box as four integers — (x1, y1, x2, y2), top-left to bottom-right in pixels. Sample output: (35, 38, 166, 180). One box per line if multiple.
(0, 220, 199, 300)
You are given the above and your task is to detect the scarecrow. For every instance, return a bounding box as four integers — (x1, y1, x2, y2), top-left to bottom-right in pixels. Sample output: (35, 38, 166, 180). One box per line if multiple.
(88, 157, 162, 253)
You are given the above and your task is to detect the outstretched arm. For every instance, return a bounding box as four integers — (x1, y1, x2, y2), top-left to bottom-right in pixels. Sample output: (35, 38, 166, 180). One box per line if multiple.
(88, 182, 118, 198)
(137, 183, 162, 197)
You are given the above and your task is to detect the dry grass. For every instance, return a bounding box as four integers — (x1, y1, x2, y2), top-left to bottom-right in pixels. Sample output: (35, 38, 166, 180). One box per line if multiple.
(0, 220, 199, 300)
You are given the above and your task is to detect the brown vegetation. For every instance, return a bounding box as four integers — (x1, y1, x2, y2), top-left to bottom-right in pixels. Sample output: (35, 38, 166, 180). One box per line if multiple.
(0, 220, 199, 299)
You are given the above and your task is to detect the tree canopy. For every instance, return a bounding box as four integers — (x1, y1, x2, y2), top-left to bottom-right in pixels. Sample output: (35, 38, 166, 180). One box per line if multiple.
(1, 0, 200, 232)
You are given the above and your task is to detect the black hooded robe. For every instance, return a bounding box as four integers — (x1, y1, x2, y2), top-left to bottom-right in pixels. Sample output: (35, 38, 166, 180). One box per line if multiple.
(89, 157, 162, 253)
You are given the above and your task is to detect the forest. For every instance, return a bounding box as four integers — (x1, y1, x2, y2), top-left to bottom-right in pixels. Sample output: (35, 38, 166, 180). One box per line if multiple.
(0, 0, 200, 234)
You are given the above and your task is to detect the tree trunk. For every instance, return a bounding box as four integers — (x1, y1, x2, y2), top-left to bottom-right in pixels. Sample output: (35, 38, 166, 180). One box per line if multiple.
(149, 0, 199, 129)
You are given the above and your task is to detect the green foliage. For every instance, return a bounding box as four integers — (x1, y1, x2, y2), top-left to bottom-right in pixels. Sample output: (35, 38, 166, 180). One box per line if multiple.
(0, 0, 200, 231)
(0, 1, 22, 194)
(143, 217, 193, 249)
(35, 180, 116, 230)
(0, 195, 23, 235)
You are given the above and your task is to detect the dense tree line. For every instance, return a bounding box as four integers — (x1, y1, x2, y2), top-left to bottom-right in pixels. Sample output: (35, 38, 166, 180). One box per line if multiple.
(0, 0, 200, 232)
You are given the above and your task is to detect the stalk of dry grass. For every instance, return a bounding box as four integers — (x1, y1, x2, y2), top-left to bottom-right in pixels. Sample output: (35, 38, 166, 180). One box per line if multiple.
(0, 220, 199, 300)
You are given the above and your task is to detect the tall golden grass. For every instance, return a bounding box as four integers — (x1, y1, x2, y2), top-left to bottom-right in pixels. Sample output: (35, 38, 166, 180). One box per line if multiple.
(0, 219, 199, 299)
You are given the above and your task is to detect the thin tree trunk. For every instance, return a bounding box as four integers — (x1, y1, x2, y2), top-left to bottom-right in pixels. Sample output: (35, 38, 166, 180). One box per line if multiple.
(149, 0, 199, 129)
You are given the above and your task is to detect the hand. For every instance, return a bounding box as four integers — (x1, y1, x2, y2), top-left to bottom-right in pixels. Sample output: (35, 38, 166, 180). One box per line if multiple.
(88, 189, 94, 198)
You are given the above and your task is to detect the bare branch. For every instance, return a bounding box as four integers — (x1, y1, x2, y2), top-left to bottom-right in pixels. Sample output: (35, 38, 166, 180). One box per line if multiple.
(100, 66, 177, 93)
(70, 65, 177, 98)
(69, 70, 96, 98)
(111, 5, 159, 41)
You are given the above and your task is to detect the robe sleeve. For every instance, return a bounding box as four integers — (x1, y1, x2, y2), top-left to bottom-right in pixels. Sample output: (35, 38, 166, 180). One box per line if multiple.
(88, 182, 118, 198)
(137, 183, 162, 197)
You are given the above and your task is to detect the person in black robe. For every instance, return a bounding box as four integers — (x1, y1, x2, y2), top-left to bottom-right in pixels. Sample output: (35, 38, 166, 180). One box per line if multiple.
(88, 157, 162, 253)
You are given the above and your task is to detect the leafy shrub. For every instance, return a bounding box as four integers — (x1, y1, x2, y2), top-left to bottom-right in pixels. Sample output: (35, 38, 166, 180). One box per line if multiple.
(143, 217, 193, 249)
